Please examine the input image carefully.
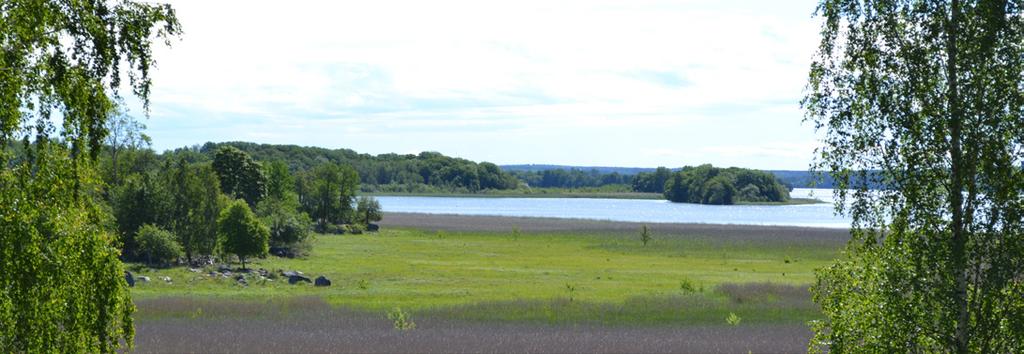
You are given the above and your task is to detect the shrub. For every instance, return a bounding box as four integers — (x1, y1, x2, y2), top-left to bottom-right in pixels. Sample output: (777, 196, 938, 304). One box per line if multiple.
(355, 196, 383, 226)
(136, 224, 183, 267)
(257, 198, 313, 250)
(679, 278, 696, 293)
(318, 223, 345, 235)
(344, 223, 365, 235)
(726, 312, 742, 326)
(387, 307, 416, 331)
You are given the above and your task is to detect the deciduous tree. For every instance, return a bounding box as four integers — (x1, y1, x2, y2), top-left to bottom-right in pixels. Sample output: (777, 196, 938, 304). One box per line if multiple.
(356, 196, 383, 226)
(0, 1, 180, 350)
(805, 1, 1024, 352)
(212, 146, 267, 207)
(218, 199, 269, 270)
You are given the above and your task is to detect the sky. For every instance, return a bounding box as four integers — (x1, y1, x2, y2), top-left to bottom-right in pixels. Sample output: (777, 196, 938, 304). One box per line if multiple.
(138, 0, 825, 170)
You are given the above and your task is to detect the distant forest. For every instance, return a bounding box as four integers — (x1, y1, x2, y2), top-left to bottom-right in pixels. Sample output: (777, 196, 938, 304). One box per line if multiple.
(175, 142, 520, 193)
(503, 164, 856, 190)
(149, 143, 873, 194)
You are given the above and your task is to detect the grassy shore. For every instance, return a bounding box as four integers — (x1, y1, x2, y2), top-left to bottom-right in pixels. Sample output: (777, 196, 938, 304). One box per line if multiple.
(366, 191, 825, 204)
(130, 214, 846, 352)
(366, 190, 665, 200)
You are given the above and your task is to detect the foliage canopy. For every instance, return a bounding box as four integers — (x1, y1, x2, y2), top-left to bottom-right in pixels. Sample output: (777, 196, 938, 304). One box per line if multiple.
(663, 165, 789, 205)
(0, 0, 180, 351)
(805, 0, 1024, 352)
(218, 199, 269, 270)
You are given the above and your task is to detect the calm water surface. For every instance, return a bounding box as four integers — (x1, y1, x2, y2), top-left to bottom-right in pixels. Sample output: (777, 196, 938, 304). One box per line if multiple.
(377, 188, 851, 228)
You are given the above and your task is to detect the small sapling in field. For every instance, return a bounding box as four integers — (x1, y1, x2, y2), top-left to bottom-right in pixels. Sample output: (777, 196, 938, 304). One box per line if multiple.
(565, 283, 576, 302)
(679, 278, 696, 293)
(387, 307, 416, 331)
(640, 225, 652, 246)
(726, 312, 742, 326)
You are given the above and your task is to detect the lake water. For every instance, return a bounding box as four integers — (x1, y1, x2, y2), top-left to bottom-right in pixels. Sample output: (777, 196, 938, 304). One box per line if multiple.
(377, 188, 852, 228)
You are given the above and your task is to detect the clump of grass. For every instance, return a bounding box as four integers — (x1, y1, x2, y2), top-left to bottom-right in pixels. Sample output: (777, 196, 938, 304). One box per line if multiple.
(640, 225, 651, 246)
(387, 307, 416, 331)
(726, 312, 742, 326)
(511, 227, 520, 241)
(357, 279, 369, 290)
(679, 278, 697, 293)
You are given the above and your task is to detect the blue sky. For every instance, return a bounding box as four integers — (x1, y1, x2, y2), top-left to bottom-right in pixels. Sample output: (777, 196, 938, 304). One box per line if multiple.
(139, 0, 824, 169)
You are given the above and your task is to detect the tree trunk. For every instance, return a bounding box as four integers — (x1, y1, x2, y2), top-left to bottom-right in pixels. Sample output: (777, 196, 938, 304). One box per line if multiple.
(945, 1, 970, 352)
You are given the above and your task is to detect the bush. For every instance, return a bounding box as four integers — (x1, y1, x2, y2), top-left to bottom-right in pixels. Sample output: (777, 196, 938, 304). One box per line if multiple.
(355, 196, 383, 226)
(387, 307, 416, 331)
(257, 197, 313, 248)
(726, 312, 742, 326)
(679, 278, 697, 293)
(136, 224, 183, 267)
(344, 223, 365, 235)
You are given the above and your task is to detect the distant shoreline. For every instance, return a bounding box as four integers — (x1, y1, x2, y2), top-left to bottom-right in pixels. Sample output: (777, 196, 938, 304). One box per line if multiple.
(365, 191, 665, 200)
(365, 193, 826, 205)
(379, 212, 851, 243)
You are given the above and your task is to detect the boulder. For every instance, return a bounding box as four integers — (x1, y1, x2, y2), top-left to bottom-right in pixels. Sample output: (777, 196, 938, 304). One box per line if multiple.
(314, 275, 331, 287)
(281, 270, 303, 278)
(367, 223, 380, 232)
(287, 274, 311, 285)
(138, 276, 150, 283)
(161, 276, 172, 283)
(124, 271, 135, 287)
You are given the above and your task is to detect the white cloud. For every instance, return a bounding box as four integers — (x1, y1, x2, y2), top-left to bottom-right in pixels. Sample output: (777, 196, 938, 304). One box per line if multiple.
(140, 0, 825, 169)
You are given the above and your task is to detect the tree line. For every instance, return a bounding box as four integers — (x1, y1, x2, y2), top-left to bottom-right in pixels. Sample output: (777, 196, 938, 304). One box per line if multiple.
(662, 165, 790, 205)
(102, 137, 385, 266)
(185, 142, 520, 193)
(508, 168, 635, 189)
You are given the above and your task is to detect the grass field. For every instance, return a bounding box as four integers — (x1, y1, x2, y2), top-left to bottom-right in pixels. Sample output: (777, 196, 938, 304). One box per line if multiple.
(130, 219, 841, 326)
(128, 214, 846, 352)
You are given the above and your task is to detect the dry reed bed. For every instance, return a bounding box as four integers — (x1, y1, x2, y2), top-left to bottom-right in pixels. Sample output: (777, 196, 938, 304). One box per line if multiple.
(133, 284, 814, 353)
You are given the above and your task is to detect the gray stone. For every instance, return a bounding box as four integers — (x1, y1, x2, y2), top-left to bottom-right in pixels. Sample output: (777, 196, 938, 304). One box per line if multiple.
(367, 223, 380, 232)
(287, 275, 311, 285)
(314, 275, 331, 287)
(281, 270, 303, 278)
(138, 276, 150, 283)
(125, 271, 135, 287)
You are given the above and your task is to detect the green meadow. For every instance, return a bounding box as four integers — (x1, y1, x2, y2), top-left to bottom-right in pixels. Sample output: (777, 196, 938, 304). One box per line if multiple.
(130, 227, 839, 326)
